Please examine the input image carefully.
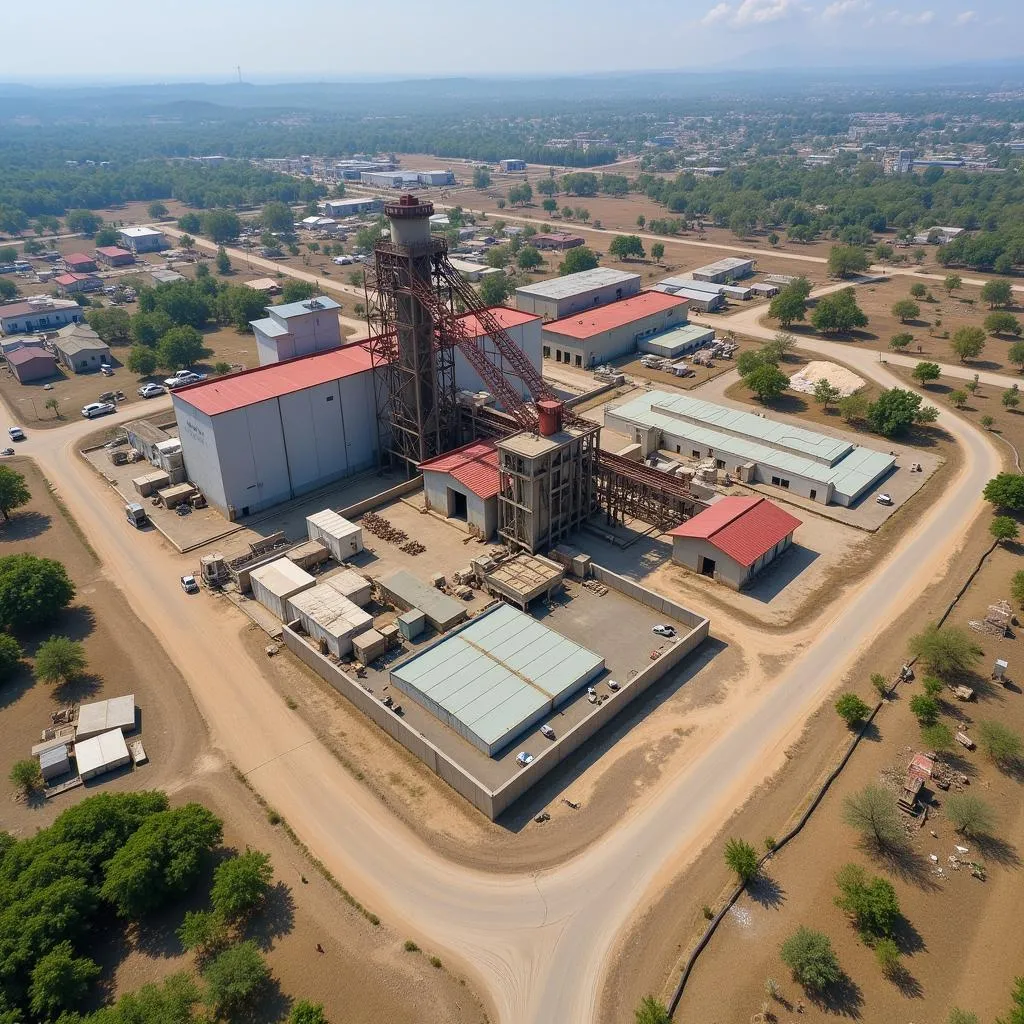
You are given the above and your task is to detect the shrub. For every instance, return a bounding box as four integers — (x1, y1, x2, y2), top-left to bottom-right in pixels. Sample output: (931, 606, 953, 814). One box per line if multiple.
(920, 722, 954, 752)
(0, 632, 23, 680)
(202, 941, 270, 1016)
(835, 693, 870, 727)
(909, 694, 940, 725)
(210, 849, 273, 920)
(843, 785, 906, 851)
(908, 623, 982, 678)
(834, 863, 900, 939)
(634, 996, 671, 1024)
(0, 554, 75, 629)
(10, 757, 42, 795)
(874, 937, 901, 976)
(34, 635, 86, 687)
(976, 720, 1022, 767)
(990, 516, 1020, 543)
(922, 676, 944, 697)
(178, 909, 229, 959)
(289, 1000, 328, 1024)
(403, 939, 420, 952)
(870, 673, 890, 698)
(724, 838, 759, 882)
(780, 927, 842, 992)
(945, 793, 996, 837)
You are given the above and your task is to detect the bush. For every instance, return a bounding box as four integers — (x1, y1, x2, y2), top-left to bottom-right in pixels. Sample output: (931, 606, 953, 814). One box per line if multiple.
(874, 937, 901, 976)
(944, 793, 996, 837)
(403, 939, 419, 952)
(922, 676, 944, 697)
(0, 632, 23, 680)
(202, 941, 270, 1016)
(0, 554, 75, 629)
(908, 623, 983, 679)
(0, 466, 30, 521)
(909, 694, 940, 725)
(210, 849, 273, 920)
(634, 996, 671, 1024)
(920, 722, 954, 752)
(976, 720, 1022, 767)
(290, 1000, 328, 1024)
(28, 940, 101, 1018)
(947, 1010, 978, 1024)
(870, 673, 890, 698)
(780, 927, 842, 992)
(34, 635, 87, 687)
(1012, 569, 1024, 607)
(843, 785, 906, 851)
(724, 838, 759, 882)
(178, 909, 228, 958)
(834, 863, 900, 939)
(835, 692, 870, 727)
(991, 516, 1020, 543)
(10, 757, 42, 795)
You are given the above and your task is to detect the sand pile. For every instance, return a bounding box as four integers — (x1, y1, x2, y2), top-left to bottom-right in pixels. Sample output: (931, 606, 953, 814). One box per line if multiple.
(788, 360, 865, 397)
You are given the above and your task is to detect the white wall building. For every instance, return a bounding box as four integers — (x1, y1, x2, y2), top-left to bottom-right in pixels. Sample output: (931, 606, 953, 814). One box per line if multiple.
(0, 297, 83, 336)
(320, 197, 384, 217)
(118, 226, 166, 253)
(251, 296, 343, 365)
(515, 268, 641, 320)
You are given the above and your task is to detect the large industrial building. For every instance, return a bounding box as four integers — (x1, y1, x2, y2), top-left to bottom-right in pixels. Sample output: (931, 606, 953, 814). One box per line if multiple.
(652, 278, 726, 312)
(541, 290, 690, 368)
(390, 602, 605, 755)
(251, 296, 344, 365)
(320, 197, 384, 218)
(606, 392, 895, 506)
(690, 257, 755, 283)
(514, 268, 641, 320)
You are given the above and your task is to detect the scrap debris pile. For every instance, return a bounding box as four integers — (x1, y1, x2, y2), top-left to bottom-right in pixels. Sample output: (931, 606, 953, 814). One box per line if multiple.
(361, 513, 425, 556)
(969, 599, 1013, 638)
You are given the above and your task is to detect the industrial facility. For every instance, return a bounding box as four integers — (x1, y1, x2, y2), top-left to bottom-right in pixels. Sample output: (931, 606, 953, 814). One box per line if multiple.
(514, 268, 641, 320)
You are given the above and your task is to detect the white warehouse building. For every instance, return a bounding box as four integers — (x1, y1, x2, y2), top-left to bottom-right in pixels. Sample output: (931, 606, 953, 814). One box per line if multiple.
(515, 268, 641, 320)
(251, 296, 343, 366)
(173, 308, 541, 519)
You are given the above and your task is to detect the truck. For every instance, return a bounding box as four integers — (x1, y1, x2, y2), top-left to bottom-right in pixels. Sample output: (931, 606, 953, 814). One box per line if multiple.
(125, 502, 147, 528)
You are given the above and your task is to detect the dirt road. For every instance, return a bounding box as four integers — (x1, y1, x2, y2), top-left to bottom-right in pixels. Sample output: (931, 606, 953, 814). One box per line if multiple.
(2, 343, 999, 1023)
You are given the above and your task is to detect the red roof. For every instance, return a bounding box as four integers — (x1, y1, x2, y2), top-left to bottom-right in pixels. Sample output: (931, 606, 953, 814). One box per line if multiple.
(55, 273, 97, 286)
(64, 252, 95, 265)
(456, 306, 538, 337)
(418, 441, 499, 499)
(669, 496, 801, 568)
(543, 291, 688, 340)
(95, 246, 132, 258)
(6, 345, 54, 366)
(176, 342, 374, 416)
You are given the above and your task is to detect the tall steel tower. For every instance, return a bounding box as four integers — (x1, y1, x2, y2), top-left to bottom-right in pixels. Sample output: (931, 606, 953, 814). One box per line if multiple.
(366, 195, 458, 473)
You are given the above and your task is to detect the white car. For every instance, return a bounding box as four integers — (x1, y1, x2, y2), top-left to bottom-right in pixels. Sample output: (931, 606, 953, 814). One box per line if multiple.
(652, 624, 676, 638)
(876, 493, 894, 506)
(180, 574, 199, 594)
(515, 751, 534, 768)
(81, 402, 116, 419)
(332, 255, 352, 265)
(164, 372, 205, 389)
(540, 725, 556, 740)
(138, 383, 166, 398)
(7, 426, 25, 441)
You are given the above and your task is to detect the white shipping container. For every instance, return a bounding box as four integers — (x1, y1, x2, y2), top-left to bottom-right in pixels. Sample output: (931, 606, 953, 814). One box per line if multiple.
(305, 509, 364, 561)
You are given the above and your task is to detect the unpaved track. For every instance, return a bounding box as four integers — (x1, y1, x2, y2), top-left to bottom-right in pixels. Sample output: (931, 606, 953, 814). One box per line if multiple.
(2, 343, 998, 1022)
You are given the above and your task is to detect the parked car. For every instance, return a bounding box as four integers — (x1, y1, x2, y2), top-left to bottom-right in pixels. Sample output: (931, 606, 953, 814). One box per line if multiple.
(81, 402, 115, 419)
(515, 751, 534, 768)
(876, 493, 894, 506)
(164, 371, 206, 389)
(332, 255, 352, 265)
(137, 383, 166, 398)
(180, 574, 199, 594)
(540, 725, 556, 740)
(100, 364, 114, 376)
(7, 426, 25, 441)
(652, 624, 676, 638)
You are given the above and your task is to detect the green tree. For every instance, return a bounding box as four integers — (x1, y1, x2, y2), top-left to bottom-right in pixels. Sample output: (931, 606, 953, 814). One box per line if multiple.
(871, 672, 891, 698)
(280, 279, 318, 304)
(210, 850, 273, 920)
(951, 326, 987, 362)
(981, 279, 1013, 308)
(843, 784, 906, 851)
(10, 757, 42, 796)
(984, 473, 1024, 508)
(991, 516, 1019, 543)
(131, 309, 174, 346)
(922, 676, 944, 698)
(764, 332, 796, 362)
(944, 793, 996, 837)
(744, 363, 789, 403)
(542, 198, 557, 213)
(724, 838, 759, 883)
(835, 693, 870, 727)
(892, 299, 921, 323)
(838, 392, 869, 423)
(949, 389, 968, 408)
(608, 235, 646, 260)
(909, 693, 940, 725)
(101, 803, 223, 917)
(0, 554, 75, 629)
(517, 245, 542, 270)
(977, 720, 1023, 767)
(634, 996, 671, 1024)
(920, 722, 954, 752)
(780, 927, 842, 992)
(472, 167, 491, 189)
(485, 245, 511, 269)
(889, 332, 913, 351)
(867, 388, 935, 436)
(34, 635, 86, 687)
(910, 281, 927, 299)
(985, 312, 1022, 337)
(1008, 342, 1024, 369)
(0, 466, 30, 521)
(178, 212, 202, 233)
(559, 247, 599, 275)
(178, 909, 229, 959)
(147, 201, 168, 219)
(0, 278, 18, 301)
(479, 274, 511, 306)
(290, 1000, 329, 1024)
(215, 246, 232, 274)
(650, 242, 665, 262)
(65, 209, 102, 235)
(203, 941, 270, 1017)
(29, 941, 100, 1018)
(908, 623, 982, 678)
(875, 937, 901, 976)
(828, 245, 870, 278)
(813, 379, 842, 410)
(179, 234, 196, 252)
(157, 326, 208, 371)
(943, 274, 962, 293)
(86, 306, 132, 344)
(0, 632, 23, 681)
(201, 209, 242, 244)
(769, 287, 807, 327)
(1003, 390, 1021, 411)
(1012, 569, 1024, 606)
(737, 348, 774, 376)
(810, 288, 868, 334)
(127, 345, 158, 375)
(981, 414, 995, 430)
(261, 201, 294, 233)
(0, 245, 18, 262)
(834, 863, 900, 939)
(537, 177, 557, 197)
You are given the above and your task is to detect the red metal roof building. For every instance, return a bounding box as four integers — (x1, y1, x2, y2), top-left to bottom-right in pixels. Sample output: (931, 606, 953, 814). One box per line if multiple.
(541, 291, 689, 369)
(94, 246, 135, 266)
(419, 441, 500, 539)
(6, 345, 57, 384)
(63, 252, 97, 272)
(668, 495, 801, 589)
(420, 442, 499, 498)
(54, 272, 102, 296)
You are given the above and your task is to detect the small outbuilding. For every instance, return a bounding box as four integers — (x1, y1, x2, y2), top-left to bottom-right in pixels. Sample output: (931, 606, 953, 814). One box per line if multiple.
(287, 584, 373, 658)
(75, 728, 131, 780)
(39, 744, 71, 781)
(668, 496, 801, 590)
(321, 568, 372, 607)
(76, 694, 136, 740)
(6, 345, 57, 383)
(378, 570, 467, 633)
(54, 324, 110, 373)
(250, 558, 317, 620)
(420, 441, 500, 540)
(306, 509, 364, 561)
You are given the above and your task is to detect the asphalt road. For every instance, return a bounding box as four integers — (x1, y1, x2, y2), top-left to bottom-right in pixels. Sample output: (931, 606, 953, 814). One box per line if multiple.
(0, 308, 1000, 1023)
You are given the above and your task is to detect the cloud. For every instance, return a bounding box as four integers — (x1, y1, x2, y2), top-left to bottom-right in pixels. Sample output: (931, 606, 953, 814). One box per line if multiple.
(732, 0, 796, 23)
(701, 2, 732, 24)
(882, 7, 935, 24)
(822, 0, 870, 19)
(954, 9, 977, 23)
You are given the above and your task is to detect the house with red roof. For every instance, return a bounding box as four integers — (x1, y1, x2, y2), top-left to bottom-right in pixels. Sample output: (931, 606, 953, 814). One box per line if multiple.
(668, 495, 801, 590)
(419, 441, 499, 539)
(54, 272, 102, 297)
(63, 252, 97, 273)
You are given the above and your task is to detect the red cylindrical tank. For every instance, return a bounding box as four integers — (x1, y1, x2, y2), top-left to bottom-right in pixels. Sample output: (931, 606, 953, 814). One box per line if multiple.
(537, 399, 564, 436)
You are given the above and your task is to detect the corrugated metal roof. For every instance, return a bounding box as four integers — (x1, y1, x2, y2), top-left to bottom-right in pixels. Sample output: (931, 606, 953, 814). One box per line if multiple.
(174, 342, 374, 416)
(76, 695, 135, 740)
(307, 509, 361, 538)
(250, 558, 316, 598)
(74, 728, 129, 775)
(419, 441, 499, 499)
(6, 346, 53, 366)
(64, 253, 95, 266)
(391, 603, 603, 750)
(669, 496, 801, 567)
(542, 291, 687, 340)
(515, 267, 639, 300)
(379, 570, 467, 630)
(288, 585, 372, 637)
(271, 296, 341, 319)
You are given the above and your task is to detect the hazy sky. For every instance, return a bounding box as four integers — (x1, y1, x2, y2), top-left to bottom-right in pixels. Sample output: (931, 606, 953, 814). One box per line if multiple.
(5, 0, 1021, 82)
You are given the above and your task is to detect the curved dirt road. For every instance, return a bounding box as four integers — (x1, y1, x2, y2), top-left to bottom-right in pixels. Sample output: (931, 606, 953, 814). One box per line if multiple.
(3, 346, 999, 1023)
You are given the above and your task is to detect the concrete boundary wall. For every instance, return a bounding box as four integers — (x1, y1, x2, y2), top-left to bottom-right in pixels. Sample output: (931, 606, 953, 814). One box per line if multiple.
(281, 566, 710, 820)
(338, 476, 422, 520)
